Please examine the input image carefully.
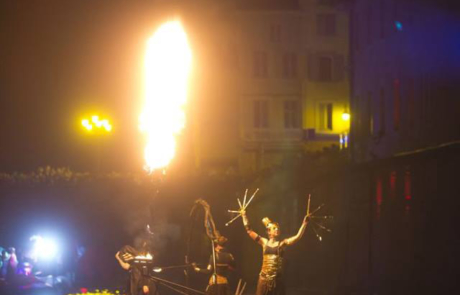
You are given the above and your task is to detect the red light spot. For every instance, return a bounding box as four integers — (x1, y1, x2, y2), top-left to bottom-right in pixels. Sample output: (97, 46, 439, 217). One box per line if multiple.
(80, 288, 88, 293)
(404, 170, 412, 200)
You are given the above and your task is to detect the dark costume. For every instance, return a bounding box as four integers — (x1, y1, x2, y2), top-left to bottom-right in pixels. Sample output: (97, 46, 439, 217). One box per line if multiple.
(256, 242, 286, 295)
(199, 250, 235, 295)
(119, 245, 159, 295)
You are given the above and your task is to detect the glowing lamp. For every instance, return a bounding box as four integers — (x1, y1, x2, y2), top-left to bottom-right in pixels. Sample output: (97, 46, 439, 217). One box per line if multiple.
(81, 115, 112, 133)
(342, 112, 350, 121)
(30, 235, 59, 260)
(81, 119, 93, 131)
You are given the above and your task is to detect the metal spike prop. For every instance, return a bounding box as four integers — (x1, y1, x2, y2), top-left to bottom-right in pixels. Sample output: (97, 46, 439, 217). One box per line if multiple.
(306, 194, 333, 242)
(226, 188, 259, 226)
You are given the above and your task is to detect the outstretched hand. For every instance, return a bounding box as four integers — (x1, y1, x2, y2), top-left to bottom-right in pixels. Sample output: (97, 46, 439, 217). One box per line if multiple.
(191, 262, 200, 272)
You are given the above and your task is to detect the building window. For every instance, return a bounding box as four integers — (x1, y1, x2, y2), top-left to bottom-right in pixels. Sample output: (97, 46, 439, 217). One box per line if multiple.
(355, 13, 360, 52)
(375, 175, 383, 219)
(282, 53, 298, 78)
(380, 0, 386, 39)
(254, 100, 269, 128)
(309, 54, 343, 82)
(269, 24, 281, 42)
(379, 88, 386, 135)
(421, 73, 432, 123)
(319, 103, 333, 131)
(408, 78, 415, 132)
(284, 100, 300, 129)
(253, 51, 268, 78)
(317, 14, 336, 36)
(318, 56, 333, 81)
(366, 3, 372, 45)
(393, 79, 401, 130)
(393, 0, 399, 32)
(368, 92, 374, 136)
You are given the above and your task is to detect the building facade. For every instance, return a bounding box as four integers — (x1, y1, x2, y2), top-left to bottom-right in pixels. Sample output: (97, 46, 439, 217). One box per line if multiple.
(347, 1, 460, 294)
(351, 0, 460, 162)
(190, 0, 350, 175)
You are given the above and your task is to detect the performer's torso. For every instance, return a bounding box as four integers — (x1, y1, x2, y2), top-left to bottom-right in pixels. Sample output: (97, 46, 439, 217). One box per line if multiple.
(260, 243, 284, 278)
(209, 251, 234, 285)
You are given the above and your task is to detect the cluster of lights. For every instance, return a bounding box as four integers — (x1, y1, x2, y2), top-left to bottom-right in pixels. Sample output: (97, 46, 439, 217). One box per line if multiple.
(81, 115, 112, 132)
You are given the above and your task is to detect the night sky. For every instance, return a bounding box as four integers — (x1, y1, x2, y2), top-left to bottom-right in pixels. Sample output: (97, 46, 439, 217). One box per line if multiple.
(0, 0, 168, 172)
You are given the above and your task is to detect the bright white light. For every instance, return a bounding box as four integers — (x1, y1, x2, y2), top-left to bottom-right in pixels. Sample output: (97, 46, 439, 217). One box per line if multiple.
(30, 235, 59, 260)
(135, 253, 153, 260)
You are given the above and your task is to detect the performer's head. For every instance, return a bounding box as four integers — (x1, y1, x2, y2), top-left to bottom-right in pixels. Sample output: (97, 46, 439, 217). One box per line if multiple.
(214, 232, 228, 250)
(262, 217, 280, 238)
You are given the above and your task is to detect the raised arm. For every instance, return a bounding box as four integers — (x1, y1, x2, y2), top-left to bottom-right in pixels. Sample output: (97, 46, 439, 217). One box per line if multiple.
(283, 215, 309, 246)
(115, 251, 131, 270)
(242, 211, 267, 246)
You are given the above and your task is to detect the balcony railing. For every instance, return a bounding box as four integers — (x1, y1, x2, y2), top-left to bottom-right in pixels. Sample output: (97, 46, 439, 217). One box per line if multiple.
(243, 129, 303, 142)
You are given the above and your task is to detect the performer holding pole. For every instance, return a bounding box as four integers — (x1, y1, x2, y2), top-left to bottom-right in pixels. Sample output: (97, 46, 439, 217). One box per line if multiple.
(192, 235, 235, 295)
(241, 209, 309, 295)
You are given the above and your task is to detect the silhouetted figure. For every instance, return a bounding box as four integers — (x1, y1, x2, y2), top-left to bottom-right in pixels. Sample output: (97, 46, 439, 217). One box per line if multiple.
(6, 247, 18, 283)
(192, 235, 235, 295)
(115, 244, 159, 295)
(0, 249, 8, 280)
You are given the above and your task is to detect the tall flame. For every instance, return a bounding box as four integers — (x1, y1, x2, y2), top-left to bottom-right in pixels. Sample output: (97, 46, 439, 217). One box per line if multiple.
(140, 21, 192, 173)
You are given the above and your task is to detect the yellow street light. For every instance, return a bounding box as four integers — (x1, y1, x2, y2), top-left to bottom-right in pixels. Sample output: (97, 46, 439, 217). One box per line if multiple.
(81, 119, 93, 131)
(81, 115, 112, 133)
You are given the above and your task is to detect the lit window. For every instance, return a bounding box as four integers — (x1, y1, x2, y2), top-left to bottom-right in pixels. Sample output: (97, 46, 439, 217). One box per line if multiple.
(319, 103, 333, 131)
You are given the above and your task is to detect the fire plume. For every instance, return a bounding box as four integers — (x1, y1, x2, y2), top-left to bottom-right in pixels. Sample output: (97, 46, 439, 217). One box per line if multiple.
(140, 20, 192, 173)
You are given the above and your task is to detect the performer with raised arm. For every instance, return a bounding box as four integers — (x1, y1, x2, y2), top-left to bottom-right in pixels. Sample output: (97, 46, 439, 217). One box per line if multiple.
(192, 235, 235, 295)
(241, 210, 309, 295)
